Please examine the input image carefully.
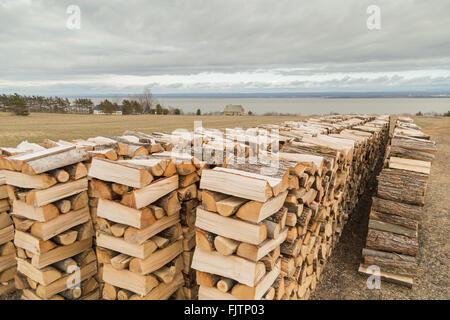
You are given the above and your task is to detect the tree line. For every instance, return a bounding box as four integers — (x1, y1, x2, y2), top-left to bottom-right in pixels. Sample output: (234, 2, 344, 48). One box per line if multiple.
(0, 90, 189, 116)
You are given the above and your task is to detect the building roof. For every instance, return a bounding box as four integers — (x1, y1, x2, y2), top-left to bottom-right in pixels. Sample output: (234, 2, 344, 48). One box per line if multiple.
(224, 104, 244, 113)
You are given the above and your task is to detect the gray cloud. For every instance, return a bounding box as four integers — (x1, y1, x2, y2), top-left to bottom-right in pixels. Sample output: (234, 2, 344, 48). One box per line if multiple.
(0, 0, 449, 93)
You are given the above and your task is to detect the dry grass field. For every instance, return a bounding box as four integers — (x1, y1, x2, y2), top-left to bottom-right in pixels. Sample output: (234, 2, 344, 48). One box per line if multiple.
(0, 113, 306, 147)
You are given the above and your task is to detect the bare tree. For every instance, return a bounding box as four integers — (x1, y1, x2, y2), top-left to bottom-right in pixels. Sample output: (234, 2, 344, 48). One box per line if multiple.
(134, 88, 157, 114)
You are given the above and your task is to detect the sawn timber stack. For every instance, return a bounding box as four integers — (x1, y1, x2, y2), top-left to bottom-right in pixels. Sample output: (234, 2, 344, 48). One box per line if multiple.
(359, 117, 437, 288)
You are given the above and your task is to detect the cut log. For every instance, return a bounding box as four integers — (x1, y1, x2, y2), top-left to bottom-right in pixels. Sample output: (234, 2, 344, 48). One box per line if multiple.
(235, 191, 288, 223)
(156, 191, 181, 216)
(217, 278, 235, 293)
(110, 254, 133, 270)
(388, 157, 431, 175)
(10, 145, 89, 175)
(111, 223, 128, 238)
(53, 258, 78, 273)
(120, 175, 179, 209)
(96, 231, 157, 259)
(198, 285, 237, 300)
(13, 230, 57, 254)
(376, 169, 428, 206)
(123, 213, 180, 245)
(55, 199, 71, 214)
(370, 210, 418, 230)
(51, 169, 70, 183)
(195, 229, 215, 252)
(35, 261, 97, 299)
(0, 254, 16, 273)
(66, 162, 88, 180)
(31, 238, 92, 268)
(216, 196, 248, 217)
(362, 248, 417, 276)
(236, 228, 287, 262)
(230, 259, 281, 300)
(103, 264, 159, 296)
(358, 264, 413, 288)
(26, 178, 88, 207)
(2, 170, 57, 189)
(53, 230, 79, 246)
(200, 167, 277, 202)
(97, 198, 156, 229)
(191, 248, 266, 287)
(195, 207, 267, 245)
(214, 236, 239, 256)
(111, 183, 129, 195)
(30, 206, 90, 241)
(368, 219, 417, 238)
(129, 240, 183, 275)
(201, 190, 229, 212)
(69, 191, 89, 211)
(88, 158, 153, 188)
(371, 197, 422, 221)
(365, 229, 418, 256)
(131, 272, 184, 300)
(16, 258, 62, 285)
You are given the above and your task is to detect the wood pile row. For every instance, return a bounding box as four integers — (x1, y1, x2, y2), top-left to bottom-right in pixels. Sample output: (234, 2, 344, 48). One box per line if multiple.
(0, 170, 15, 296)
(191, 114, 391, 300)
(0, 144, 99, 300)
(0, 113, 395, 300)
(86, 150, 205, 300)
(359, 117, 437, 288)
(44, 133, 178, 299)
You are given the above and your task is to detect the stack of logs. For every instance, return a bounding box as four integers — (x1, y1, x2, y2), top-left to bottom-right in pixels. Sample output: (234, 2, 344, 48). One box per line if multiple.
(0, 170, 15, 296)
(359, 117, 437, 288)
(192, 115, 390, 300)
(87, 152, 203, 300)
(0, 114, 395, 300)
(0, 145, 99, 300)
(192, 164, 289, 300)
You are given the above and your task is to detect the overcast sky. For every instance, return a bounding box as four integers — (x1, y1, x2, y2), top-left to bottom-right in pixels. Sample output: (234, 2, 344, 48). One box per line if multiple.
(0, 0, 449, 95)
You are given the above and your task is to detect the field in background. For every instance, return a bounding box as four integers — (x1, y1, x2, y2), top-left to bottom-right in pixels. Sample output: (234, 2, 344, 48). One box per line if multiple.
(0, 113, 306, 147)
(412, 116, 450, 136)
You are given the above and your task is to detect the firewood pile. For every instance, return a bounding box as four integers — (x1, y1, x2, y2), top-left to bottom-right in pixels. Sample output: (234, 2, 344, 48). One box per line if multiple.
(0, 114, 409, 300)
(192, 115, 391, 300)
(0, 143, 98, 300)
(359, 116, 437, 288)
(0, 170, 15, 296)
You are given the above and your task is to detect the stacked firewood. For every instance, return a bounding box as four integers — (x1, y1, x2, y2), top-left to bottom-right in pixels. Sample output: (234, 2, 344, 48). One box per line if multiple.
(0, 170, 15, 296)
(359, 117, 437, 287)
(0, 145, 99, 300)
(0, 113, 397, 300)
(271, 116, 390, 299)
(88, 154, 198, 300)
(45, 133, 169, 298)
(0, 142, 53, 296)
(192, 164, 289, 300)
(191, 115, 390, 299)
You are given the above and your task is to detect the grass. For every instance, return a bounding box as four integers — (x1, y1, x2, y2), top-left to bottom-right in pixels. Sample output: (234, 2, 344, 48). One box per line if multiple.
(0, 112, 306, 147)
(1, 113, 448, 148)
(412, 116, 450, 136)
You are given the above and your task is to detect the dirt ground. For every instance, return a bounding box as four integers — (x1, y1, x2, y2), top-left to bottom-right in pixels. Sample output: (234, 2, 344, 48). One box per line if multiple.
(311, 116, 450, 300)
